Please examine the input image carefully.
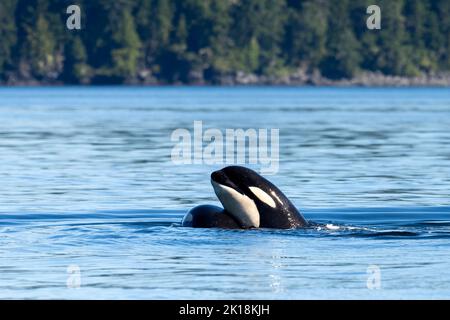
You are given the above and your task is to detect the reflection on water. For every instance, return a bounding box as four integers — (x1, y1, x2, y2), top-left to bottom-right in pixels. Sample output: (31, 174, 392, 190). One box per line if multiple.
(0, 87, 450, 299)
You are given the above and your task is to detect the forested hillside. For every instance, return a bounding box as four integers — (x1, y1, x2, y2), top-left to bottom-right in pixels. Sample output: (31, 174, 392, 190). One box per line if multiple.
(0, 0, 449, 85)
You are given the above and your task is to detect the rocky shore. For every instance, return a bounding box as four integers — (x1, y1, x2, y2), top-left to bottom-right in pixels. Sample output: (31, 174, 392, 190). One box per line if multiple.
(2, 70, 450, 87)
(213, 70, 450, 86)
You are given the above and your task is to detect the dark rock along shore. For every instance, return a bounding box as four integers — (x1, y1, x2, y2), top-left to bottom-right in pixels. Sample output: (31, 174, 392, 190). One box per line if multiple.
(3, 69, 450, 87)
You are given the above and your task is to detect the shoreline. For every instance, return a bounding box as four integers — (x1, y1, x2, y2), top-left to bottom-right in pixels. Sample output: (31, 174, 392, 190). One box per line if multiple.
(2, 71, 450, 87)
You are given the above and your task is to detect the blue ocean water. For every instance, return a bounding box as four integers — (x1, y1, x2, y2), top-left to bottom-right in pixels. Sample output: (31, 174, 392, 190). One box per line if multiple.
(0, 87, 449, 299)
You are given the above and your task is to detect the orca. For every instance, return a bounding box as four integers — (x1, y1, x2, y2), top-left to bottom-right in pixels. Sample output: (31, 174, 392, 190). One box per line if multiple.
(181, 204, 240, 229)
(182, 166, 308, 229)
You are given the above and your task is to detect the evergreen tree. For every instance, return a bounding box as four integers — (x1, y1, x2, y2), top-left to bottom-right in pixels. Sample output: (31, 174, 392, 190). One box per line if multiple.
(405, 0, 434, 71)
(110, 9, 142, 80)
(16, 0, 60, 80)
(86, 1, 142, 82)
(0, 0, 18, 78)
(135, 0, 173, 64)
(433, 0, 450, 69)
(207, 0, 233, 76)
(375, 0, 416, 76)
(158, 12, 189, 83)
(154, 0, 173, 47)
(1, 0, 450, 84)
(285, 0, 328, 70)
(231, 0, 287, 74)
(320, 0, 361, 79)
(358, 0, 381, 72)
(63, 36, 90, 83)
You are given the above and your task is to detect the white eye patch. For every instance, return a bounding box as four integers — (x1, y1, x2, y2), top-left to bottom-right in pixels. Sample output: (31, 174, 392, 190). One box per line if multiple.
(249, 186, 276, 208)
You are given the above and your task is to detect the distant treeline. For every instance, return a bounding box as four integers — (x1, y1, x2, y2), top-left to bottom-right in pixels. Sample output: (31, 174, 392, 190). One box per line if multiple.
(0, 0, 449, 85)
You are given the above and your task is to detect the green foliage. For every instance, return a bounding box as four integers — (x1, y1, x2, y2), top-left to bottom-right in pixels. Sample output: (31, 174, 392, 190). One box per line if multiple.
(285, 0, 327, 69)
(433, 0, 450, 69)
(0, 0, 449, 84)
(0, 0, 18, 76)
(64, 36, 90, 83)
(231, 0, 287, 74)
(320, 0, 362, 79)
(110, 9, 142, 79)
(376, 0, 417, 76)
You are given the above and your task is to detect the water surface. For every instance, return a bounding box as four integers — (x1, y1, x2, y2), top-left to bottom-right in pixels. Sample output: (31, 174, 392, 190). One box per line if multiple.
(0, 87, 449, 299)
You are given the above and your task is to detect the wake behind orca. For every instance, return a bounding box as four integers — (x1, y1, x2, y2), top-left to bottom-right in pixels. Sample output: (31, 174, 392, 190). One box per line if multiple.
(182, 166, 309, 229)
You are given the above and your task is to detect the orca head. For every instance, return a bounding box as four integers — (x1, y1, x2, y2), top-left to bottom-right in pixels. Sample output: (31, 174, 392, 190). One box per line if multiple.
(211, 166, 291, 228)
